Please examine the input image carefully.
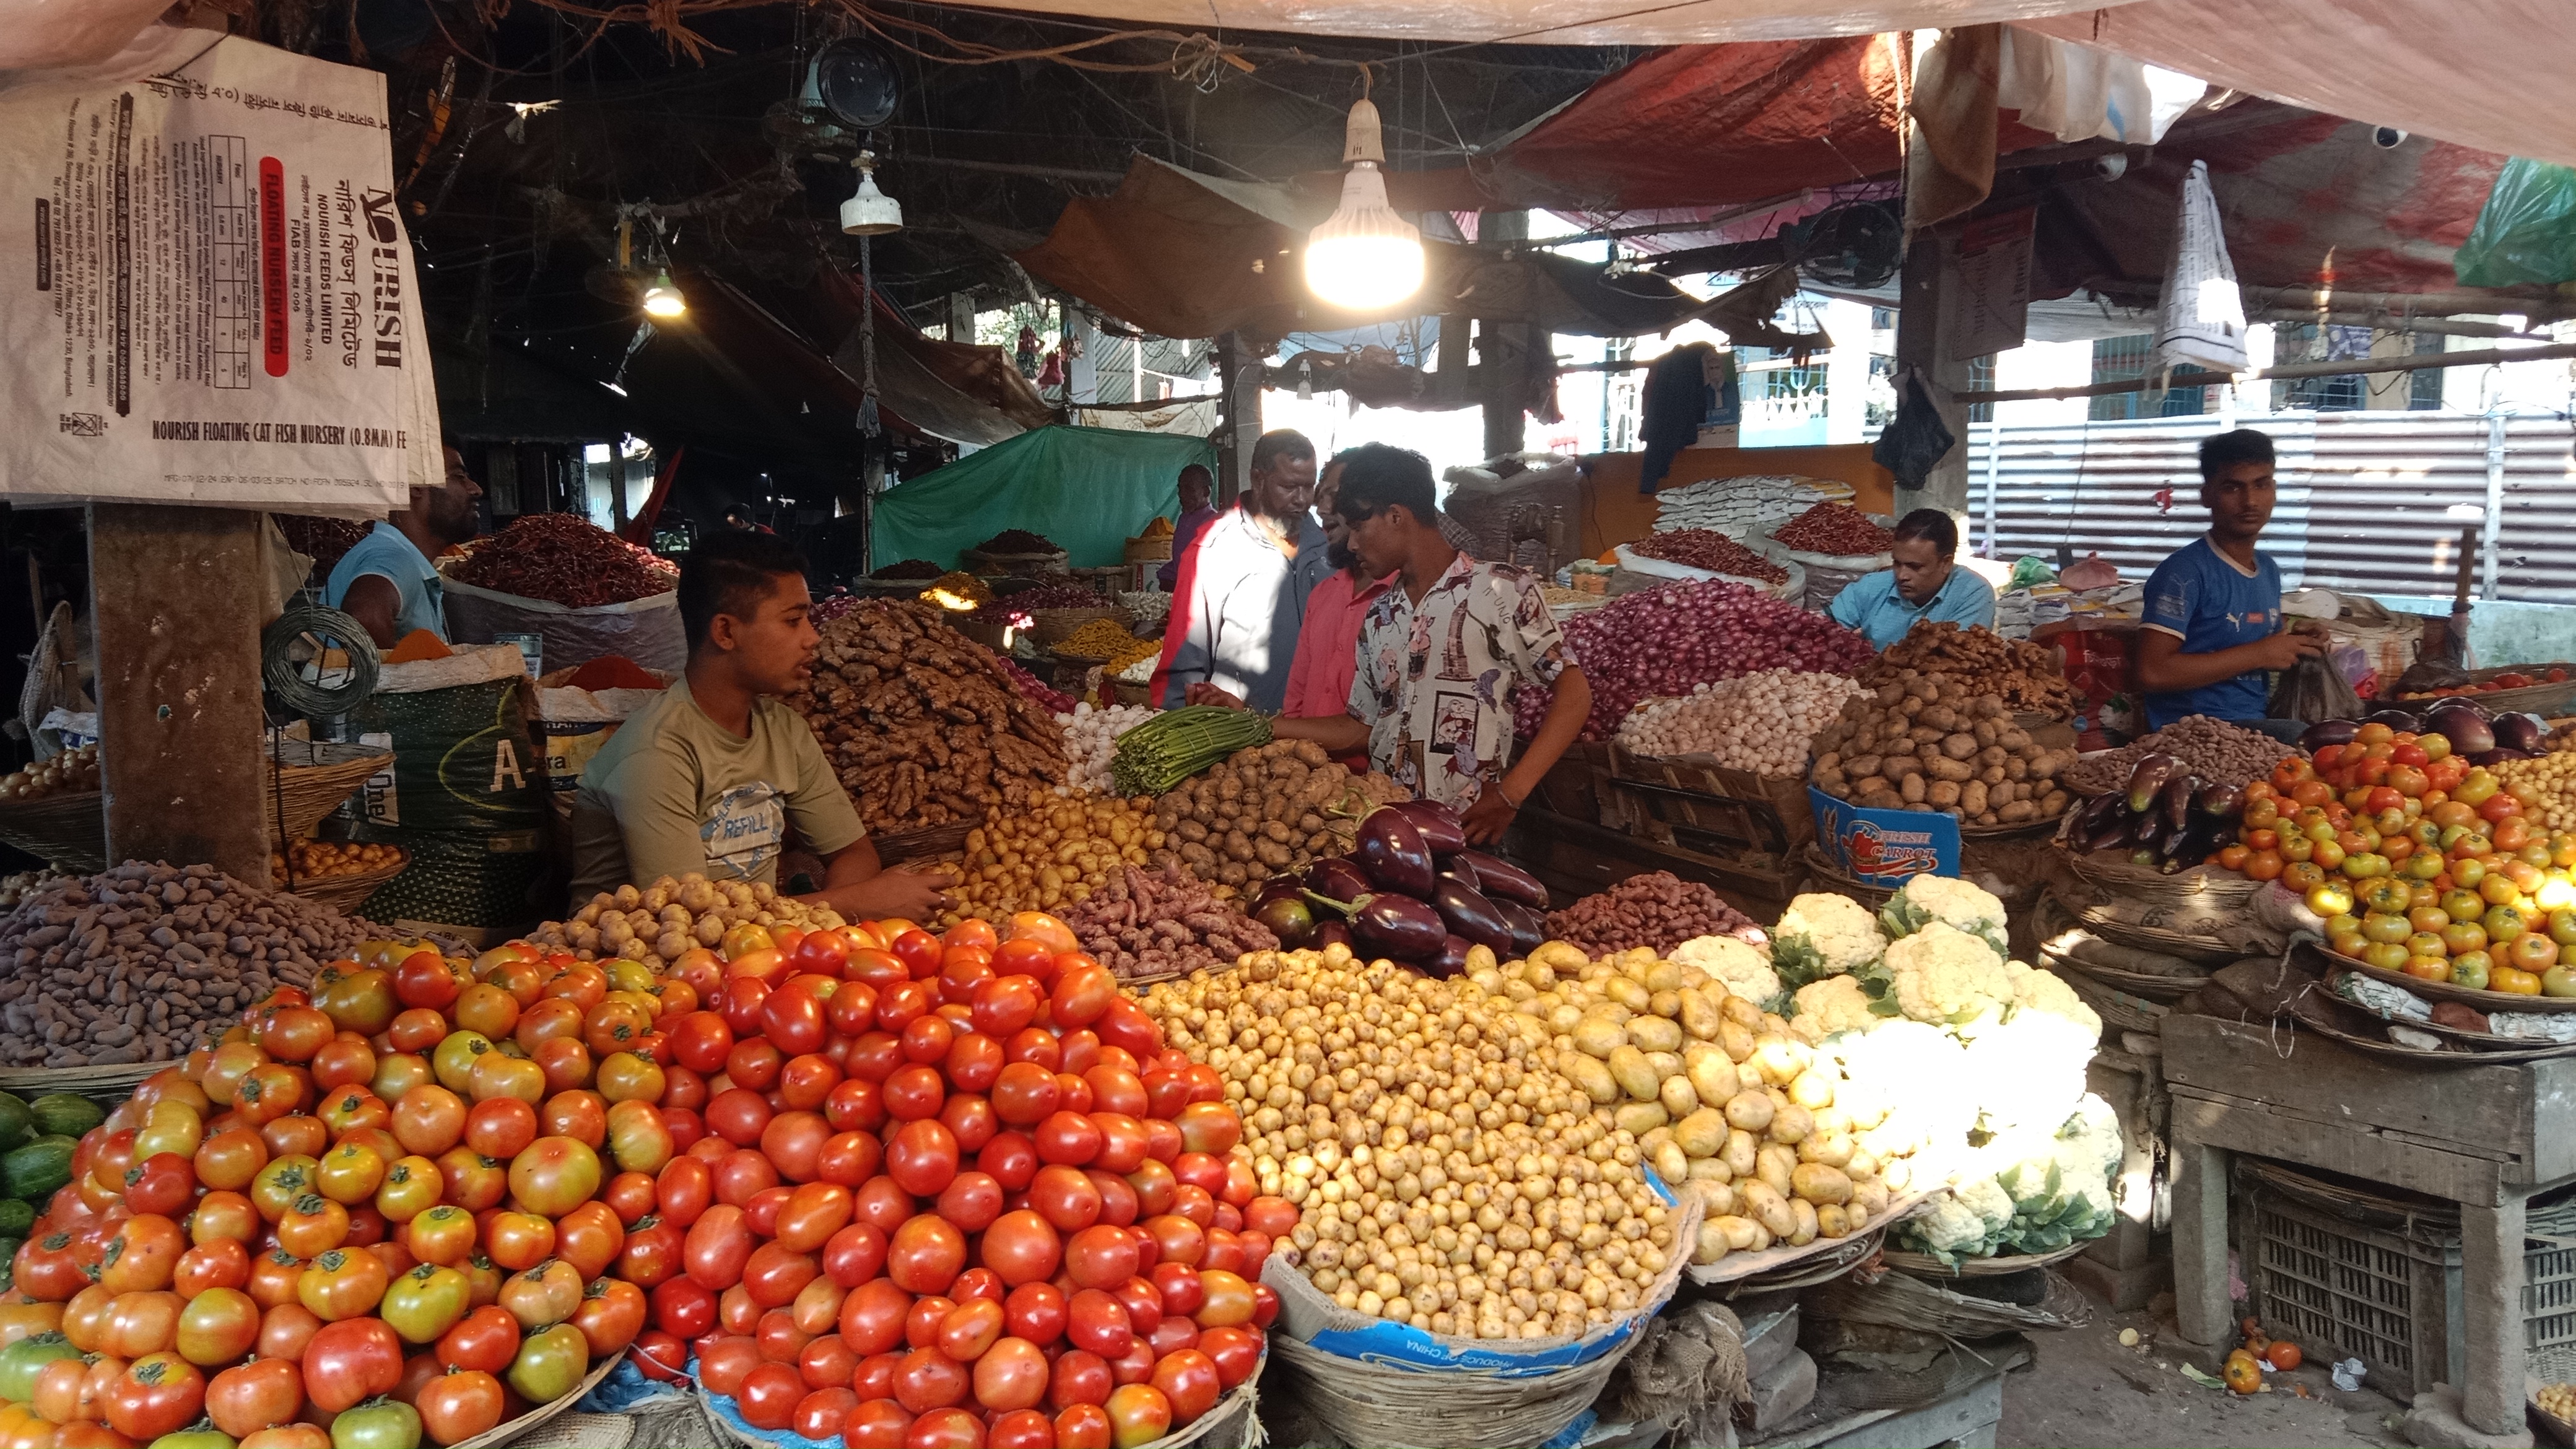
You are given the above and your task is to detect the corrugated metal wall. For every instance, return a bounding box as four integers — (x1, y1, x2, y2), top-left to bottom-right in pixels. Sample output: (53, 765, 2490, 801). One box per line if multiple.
(1969, 412, 2576, 604)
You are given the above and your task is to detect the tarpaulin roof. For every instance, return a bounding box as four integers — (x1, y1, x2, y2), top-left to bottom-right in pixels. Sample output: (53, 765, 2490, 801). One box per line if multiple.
(1014, 155, 1812, 344)
(1464, 36, 2050, 213)
(869, 425, 1214, 572)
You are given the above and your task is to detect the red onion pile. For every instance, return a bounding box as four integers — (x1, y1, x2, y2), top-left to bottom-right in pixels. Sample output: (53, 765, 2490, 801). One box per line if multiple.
(1772, 502, 1895, 557)
(996, 655, 1077, 714)
(1515, 578, 1875, 741)
(1003, 583, 1113, 611)
(1629, 529, 1789, 583)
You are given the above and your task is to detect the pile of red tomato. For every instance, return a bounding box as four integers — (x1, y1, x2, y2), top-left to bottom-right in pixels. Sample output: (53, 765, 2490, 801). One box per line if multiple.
(0, 942, 674, 1448)
(638, 909, 1285, 1449)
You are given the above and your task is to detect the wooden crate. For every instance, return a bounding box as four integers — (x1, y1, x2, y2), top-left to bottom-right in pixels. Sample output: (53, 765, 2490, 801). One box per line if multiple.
(1606, 744, 1814, 855)
(1500, 807, 1801, 920)
(1526, 739, 1612, 825)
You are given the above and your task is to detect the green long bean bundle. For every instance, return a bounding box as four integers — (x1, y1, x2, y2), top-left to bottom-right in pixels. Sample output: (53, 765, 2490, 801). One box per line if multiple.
(1110, 705, 1273, 794)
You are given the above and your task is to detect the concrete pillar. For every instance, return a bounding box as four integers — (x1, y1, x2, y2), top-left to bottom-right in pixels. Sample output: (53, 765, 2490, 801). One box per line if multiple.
(91, 505, 272, 881)
(1892, 230, 1973, 520)
(1214, 332, 1263, 507)
(1481, 212, 1531, 461)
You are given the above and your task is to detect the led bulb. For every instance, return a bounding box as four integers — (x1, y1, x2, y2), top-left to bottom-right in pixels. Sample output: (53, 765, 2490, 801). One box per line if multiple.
(641, 270, 686, 319)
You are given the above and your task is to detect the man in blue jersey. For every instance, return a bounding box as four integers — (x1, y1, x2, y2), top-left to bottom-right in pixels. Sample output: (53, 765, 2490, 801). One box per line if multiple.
(2132, 429, 2325, 742)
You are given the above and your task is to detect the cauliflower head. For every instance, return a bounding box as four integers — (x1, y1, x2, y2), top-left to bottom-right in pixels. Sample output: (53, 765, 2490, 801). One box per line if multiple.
(1670, 934, 1782, 1010)
(1901, 1178, 2013, 1263)
(1881, 875, 2011, 956)
(1882, 922, 2014, 1028)
(1790, 975, 1882, 1043)
(1770, 892, 1886, 986)
(2004, 959, 2104, 1038)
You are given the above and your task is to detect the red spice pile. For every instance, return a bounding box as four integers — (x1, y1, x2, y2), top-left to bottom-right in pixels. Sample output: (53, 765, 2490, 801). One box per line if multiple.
(449, 514, 679, 607)
(1772, 502, 1895, 556)
(1629, 529, 1790, 583)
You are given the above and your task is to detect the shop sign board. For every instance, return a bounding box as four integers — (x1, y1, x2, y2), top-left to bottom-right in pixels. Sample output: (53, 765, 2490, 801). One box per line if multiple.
(0, 29, 433, 513)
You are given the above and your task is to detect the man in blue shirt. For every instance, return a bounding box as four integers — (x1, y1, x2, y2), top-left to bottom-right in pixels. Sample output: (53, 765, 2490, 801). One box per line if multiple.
(2133, 429, 2324, 739)
(325, 445, 482, 647)
(1827, 509, 1996, 650)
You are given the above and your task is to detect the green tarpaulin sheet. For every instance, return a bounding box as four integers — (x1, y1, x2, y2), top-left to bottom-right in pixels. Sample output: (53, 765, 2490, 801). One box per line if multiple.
(869, 425, 1216, 572)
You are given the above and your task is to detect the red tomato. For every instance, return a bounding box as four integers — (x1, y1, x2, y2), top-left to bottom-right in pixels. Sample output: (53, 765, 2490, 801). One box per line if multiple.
(1064, 1227, 1138, 1292)
(825, 1079, 889, 1136)
(300, 1317, 402, 1412)
(1004, 1030, 1062, 1074)
(760, 987, 828, 1059)
(824, 1222, 890, 1289)
(1056, 1403, 1113, 1449)
(795, 1385, 859, 1442)
(705, 1089, 774, 1149)
(910, 1407, 987, 1449)
(668, 1012, 734, 1074)
(713, 1149, 782, 1209)
(839, 1279, 914, 1356)
(1194, 1269, 1255, 1328)
(887, 1215, 967, 1295)
(801, 1333, 861, 1391)
(650, 1277, 715, 1339)
(845, 1398, 915, 1449)
(1087, 1171, 1139, 1229)
(818, 1131, 885, 1188)
(1066, 1290, 1131, 1357)
(1050, 967, 1115, 1029)
(887, 1120, 962, 1198)
(989, 1408, 1058, 1449)
(697, 1334, 762, 1396)
(1243, 1196, 1297, 1239)
(684, 1205, 754, 1290)
(1006, 1282, 1068, 1347)
(778, 1055, 844, 1112)
(883, 1064, 947, 1124)
(894, 1346, 970, 1414)
(855, 1176, 916, 1234)
(743, 1242, 820, 1308)
(760, 1111, 831, 1185)
(1196, 1326, 1261, 1388)
(1035, 1113, 1102, 1168)
(936, 1172, 1004, 1235)
(1029, 1166, 1102, 1234)
(979, 1133, 1040, 1194)
(656, 1156, 713, 1230)
(939, 1298, 1006, 1362)
(755, 1308, 814, 1364)
(104, 1352, 207, 1441)
(1147, 1350, 1217, 1427)
(1049, 1351, 1112, 1411)
(941, 1094, 999, 1155)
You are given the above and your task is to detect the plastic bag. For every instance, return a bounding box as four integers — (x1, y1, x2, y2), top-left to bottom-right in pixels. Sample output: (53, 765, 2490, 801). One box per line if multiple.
(2007, 556, 2058, 591)
(1872, 369, 1956, 487)
(2456, 159, 2576, 289)
(2268, 650, 2363, 724)
(2151, 160, 2247, 382)
(2393, 658, 2472, 695)
(2060, 553, 2120, 591)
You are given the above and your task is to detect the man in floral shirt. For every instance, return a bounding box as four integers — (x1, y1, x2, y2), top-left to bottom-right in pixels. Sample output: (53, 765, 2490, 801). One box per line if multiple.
(1203, 443, 1591, 845)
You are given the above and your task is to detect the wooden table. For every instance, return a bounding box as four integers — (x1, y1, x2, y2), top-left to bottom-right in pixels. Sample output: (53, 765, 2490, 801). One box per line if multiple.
(2164, 1014, 2576, 1434)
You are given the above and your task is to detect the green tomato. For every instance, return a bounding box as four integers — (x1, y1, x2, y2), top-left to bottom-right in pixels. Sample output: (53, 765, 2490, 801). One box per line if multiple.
(2544, 965, 2576, 1000)
(2551, 908, 2576, 948)
(2452, 951, 2494, 991)
(380, 1263, 471, 1346)
(331, 1399, 422, 1449)
(149, 1435, 240, 1449)
(507, 1323, 591, 1405)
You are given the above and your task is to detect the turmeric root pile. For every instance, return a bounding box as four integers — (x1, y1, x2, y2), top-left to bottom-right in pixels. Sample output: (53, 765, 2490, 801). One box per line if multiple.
(1145, 739, 1408, 900)
(787, 599, 1069, 833)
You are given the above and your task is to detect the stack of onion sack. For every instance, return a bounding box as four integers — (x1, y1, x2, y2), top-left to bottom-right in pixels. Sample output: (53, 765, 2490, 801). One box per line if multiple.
(1512, 579, 1875, 742)
(651, 910, 1284, 1449)
(1248, 801, 1552, 977)
(4, 941, 681, 1447)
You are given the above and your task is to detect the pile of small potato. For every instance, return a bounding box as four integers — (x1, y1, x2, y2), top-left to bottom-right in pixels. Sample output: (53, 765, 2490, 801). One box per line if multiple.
(1474, 941, 1899, 1266)
(1810, 672, 2078, 825)
(524, 872, 846, 962)
(269, 838, 404, 884)
(1137, 945, 1679, 1341)
(941, 793, 1163, 924)
(1149, 740, 1409, 899)
(0, 744, 98, 802)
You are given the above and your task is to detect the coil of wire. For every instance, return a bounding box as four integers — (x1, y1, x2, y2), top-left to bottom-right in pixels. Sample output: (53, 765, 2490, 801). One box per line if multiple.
(261, 603, 381, 718)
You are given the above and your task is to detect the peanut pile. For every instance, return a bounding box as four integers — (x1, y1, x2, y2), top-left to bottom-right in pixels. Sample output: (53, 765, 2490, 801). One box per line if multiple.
(787, 599, 1068, 832)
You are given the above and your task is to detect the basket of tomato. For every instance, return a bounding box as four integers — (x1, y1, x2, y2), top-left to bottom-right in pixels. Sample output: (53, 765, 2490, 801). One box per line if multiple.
(2218, 720, 2576, 1000)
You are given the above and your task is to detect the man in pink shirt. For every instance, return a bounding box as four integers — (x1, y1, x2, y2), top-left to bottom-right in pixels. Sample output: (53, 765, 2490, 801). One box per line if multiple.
(1279, 453, 1393, 721)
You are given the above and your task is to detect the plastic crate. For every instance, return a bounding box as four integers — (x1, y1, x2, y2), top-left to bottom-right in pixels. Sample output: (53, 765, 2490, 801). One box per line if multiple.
(2238, 1160, 2576, 1398)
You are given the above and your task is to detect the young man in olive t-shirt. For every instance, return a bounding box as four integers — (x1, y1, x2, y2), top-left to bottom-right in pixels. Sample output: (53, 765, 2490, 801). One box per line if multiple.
(568, 532, 952, 918)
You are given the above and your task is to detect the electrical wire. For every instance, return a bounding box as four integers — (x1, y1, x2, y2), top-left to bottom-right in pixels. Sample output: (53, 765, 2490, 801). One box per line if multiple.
(261, 606, 381, 720)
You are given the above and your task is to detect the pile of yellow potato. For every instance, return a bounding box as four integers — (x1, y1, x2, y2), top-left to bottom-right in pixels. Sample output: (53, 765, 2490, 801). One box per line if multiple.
(526, 873, 847, 961)
(943, 793, 1163, 925)
(1469, 941, 1899, 1265)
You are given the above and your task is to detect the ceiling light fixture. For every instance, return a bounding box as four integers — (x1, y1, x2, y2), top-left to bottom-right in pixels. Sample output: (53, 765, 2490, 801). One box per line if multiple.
(641, 269, 687, 319)
(1304, 94, 1422, 313)
(842, 150, 903, 237)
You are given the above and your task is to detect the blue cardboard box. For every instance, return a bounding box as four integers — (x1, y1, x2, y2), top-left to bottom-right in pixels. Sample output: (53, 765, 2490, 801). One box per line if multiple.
(1808, 786, 1960, 887)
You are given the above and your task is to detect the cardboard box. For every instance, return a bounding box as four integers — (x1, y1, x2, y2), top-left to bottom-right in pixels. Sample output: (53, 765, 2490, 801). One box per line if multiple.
(1808, 786, 1960, 887)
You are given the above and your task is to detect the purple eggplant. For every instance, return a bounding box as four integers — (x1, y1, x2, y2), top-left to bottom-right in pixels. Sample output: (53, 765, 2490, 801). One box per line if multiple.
(1312, 920, 1354, 953)
(1305, 858, 1373, 905)
(1355, 807, 1437, 896)
(1422, 935, 1474, 978)
(1256, 895, 1315, 948)
(1251, 875, 1304, 911)
(1307, 889, 1448, 960)
(2125, 754, 2182, 816)
(2082, 814, 2137, 855)
(2196, 781, 2245, 819)
(2496, 711, 2548, 753)
(2160, 773, 2201, 833)
(1456, 850, 1547, 909)
(2470, 747, 2536, 765)
(2430, 708, 2496, 756)
(2298, 718, 2359, 753)
(1387, 800, 1471, 858)
(1494, 900, 1547, 959)
(1437, 858, 1484, 896)
(2365, 708, 2423, 734)
(1431, 879, 1513, 954)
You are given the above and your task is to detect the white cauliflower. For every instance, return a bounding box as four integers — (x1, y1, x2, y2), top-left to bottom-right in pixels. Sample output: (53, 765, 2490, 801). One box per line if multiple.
(1881, 875, 2011, 956)
(1789, 975, 1882, 1043)
(1769, 892, 1886, 986)
(1952, 1009, 2094, 1134)
(1669, 934, 1782, 1009)
(1882, 923, 2014, 1028)
(2004, 959, 2104, 1039)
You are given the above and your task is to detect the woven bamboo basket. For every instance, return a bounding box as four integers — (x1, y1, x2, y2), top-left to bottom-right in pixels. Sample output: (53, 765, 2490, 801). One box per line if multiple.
(258, 741, 393, 843)
(962, 547, 1069, 577)
(1882, 1239, 2096, 1278)
(0, 791, 108, 872)
(277, 850, 409, 913)
(1124, 533, 1174, 563)
(0, 1061, 167, 1097)
(1029, 604, 1134, 647)
(874, 814, 982, 865)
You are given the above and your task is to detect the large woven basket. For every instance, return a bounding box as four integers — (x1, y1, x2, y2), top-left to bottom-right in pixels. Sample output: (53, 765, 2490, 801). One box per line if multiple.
(1029, 604, 1135, 647)
(963, 546, 1069, 577)
(0, 791, 108, 872)
(277, 850, 409, 913)
(0, 743, 386, 874)
(875, 813, 982, 865)
(1124, 534, 1174, 563)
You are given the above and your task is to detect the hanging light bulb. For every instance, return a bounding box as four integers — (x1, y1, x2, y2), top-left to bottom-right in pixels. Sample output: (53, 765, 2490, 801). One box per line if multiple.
(1304, 95, 1422, 313)
(642, 268, 685, 319)
(842, 150, 903, 237)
